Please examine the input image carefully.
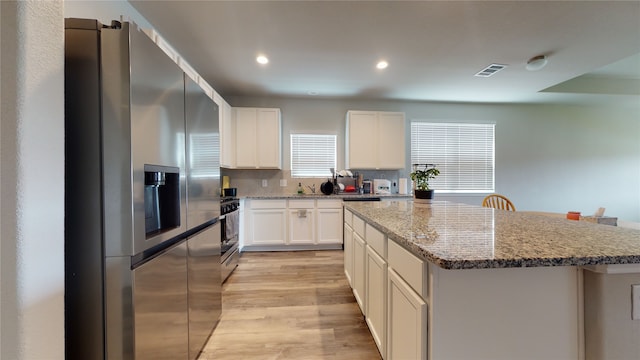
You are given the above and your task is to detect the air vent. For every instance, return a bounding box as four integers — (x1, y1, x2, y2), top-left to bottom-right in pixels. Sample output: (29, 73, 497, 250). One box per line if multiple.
(474, 63, 507, 77)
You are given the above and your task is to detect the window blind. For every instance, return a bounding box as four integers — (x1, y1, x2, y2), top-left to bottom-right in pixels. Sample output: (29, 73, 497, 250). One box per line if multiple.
(189, 133, 220, 178)
(411, 122, 495, 193)
(290, 134, 337, 178)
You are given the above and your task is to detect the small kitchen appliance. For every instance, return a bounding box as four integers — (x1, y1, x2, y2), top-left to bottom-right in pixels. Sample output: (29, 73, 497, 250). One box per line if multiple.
(373, 179, 392, 195)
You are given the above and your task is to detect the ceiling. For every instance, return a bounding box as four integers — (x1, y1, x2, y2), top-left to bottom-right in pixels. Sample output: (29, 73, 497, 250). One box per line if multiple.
(129, 0, 640, 105)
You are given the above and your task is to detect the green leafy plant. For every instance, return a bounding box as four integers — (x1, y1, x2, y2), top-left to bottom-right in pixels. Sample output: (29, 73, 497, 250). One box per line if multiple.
(409, 164, 440, 191)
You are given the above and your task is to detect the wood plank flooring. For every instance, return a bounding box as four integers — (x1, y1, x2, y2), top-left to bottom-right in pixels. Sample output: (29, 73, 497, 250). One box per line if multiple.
(198, 250, 381, 360)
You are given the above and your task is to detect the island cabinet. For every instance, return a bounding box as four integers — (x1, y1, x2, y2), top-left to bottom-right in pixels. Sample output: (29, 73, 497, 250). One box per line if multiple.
(233, 107, 281, 169)
(242, 198, 343, 251)
(343, 209, 354, 286)
(345, 111, 405, 170)
(343, 204, 582, 360)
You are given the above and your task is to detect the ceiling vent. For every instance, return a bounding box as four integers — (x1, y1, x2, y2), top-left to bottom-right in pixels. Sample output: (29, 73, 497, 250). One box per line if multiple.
(475, 63, 507, 77)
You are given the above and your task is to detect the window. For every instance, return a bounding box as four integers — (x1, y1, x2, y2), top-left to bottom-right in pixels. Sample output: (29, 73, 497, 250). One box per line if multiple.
(290, 134, 337, 178)
(411, 122, 495, 193)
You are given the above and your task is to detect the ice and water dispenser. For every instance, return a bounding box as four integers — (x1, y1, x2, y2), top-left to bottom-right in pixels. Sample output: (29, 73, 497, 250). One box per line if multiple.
(144, 164, 181, 237)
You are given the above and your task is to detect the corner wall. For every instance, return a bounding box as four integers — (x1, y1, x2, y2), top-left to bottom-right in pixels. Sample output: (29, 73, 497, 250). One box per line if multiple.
(1, 1, 65, 359)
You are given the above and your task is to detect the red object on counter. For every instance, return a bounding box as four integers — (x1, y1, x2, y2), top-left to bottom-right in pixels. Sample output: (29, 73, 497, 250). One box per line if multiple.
(344, 185, 356, 192)
(566, 211, 581, 220)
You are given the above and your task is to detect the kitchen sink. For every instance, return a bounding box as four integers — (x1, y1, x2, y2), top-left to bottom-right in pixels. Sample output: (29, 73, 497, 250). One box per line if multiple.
(342, 197, 381, 201)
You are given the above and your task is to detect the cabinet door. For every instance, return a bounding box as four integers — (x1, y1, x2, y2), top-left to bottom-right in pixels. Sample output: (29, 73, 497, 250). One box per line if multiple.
(377, 112, 405, 169)
(234, 108, 257, 168)
(366, 246, 387, 357)
(316, 208, 343, 244)
(288, 208, 315, 245)
(387, 268, 427, 360)
(219, 100, 235, 168)
(353, 232, 367, 314)
(344, 223, 354, 286)
(256, 108, 281, 169)
(346, 111, 377, 169)
(249, 209, 286, 245)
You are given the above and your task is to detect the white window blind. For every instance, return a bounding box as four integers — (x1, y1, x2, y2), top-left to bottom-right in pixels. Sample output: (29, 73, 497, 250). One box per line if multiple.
(411, 122, 495, 193)
(189, 133, 220, 178)
(290, 134, 337, 178)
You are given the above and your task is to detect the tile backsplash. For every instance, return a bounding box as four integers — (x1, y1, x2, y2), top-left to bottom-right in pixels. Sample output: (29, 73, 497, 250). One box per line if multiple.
(221, 168, 406, 196)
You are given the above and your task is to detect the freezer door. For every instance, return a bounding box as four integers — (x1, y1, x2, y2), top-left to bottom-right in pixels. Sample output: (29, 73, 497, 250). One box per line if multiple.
(133, 241, 189, 359)
(185, 75, 221, 229)
(187, 223, 222, 359)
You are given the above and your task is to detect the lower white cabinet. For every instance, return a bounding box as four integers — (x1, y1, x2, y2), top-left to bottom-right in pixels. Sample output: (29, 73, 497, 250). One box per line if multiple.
(316, 201, 343, 244)
(387, 268, 427, 360)
(352, 232, 366, 314)
(249, 209, 287, 246)
(366, 245, 387, 357)
(244, 198, 343, 250)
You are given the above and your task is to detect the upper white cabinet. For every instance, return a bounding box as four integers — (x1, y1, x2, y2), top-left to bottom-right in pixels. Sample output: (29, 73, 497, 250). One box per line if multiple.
(345, 111, 405, 170)
(234, 107, 282, 169)
(218, 98, 234, 168)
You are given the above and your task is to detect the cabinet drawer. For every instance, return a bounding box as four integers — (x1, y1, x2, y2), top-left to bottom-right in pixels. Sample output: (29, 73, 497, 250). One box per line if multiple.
(366, 223, 386, 258)
(317, 199, 343, 208)
(249, 199, 286, 209)
(388, 239, 427, 298)
(353, 215, 365, 238)
(288, 199, 315, 209)
(344, 209, 353, 227)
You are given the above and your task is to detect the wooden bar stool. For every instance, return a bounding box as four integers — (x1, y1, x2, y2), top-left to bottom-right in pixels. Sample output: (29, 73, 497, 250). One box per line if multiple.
(482, 194, 516, 211)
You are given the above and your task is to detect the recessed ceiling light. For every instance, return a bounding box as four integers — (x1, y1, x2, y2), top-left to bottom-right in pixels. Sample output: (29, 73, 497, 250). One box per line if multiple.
(256, 55, 269, 65)
(526, 55, 548, 71)
(307, 91, 319, 96)
(376, 61, 388, 70)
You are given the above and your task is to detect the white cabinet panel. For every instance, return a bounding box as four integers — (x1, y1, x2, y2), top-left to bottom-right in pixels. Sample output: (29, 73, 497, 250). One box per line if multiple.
(316, 207, 343, 244)
(344, 222, 354, 286)
(289, 208, 315, 245)
(233, 107, 281, 169)
(219, 99, 234, 168)
(346, 111, 405, 170)
(387, 268, 427, 360)
(353, 232, 367, 314)
(249, 209, 286, 245)
(366, 245, 387, 357)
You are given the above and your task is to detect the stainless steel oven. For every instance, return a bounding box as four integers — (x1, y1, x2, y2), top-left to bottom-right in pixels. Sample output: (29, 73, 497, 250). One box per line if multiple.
(220, 197, 239, 282)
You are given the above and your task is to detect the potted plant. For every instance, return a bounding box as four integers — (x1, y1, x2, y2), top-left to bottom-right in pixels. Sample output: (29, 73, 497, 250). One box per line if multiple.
(409, 164, 440, 201)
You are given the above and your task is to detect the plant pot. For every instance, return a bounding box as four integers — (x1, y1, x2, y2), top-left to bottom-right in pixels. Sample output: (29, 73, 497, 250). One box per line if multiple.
(414, 189, 434, 200)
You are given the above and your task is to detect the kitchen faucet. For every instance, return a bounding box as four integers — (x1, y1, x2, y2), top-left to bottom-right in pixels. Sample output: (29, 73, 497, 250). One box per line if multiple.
(306, 184, 316, 194)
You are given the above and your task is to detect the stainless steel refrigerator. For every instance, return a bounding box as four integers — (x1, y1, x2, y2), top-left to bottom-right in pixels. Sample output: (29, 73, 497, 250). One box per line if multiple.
(65, 18, 221, 360)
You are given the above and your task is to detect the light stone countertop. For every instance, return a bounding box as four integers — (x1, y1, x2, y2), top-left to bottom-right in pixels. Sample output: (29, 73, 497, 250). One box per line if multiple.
(344, 200, 640, 270)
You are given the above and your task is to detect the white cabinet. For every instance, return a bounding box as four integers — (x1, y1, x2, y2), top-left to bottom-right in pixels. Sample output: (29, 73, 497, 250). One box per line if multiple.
(366, 245, 387, 357)
(245, 200, 286, 246)
(244, 199, 343, 250)
(345, 111, 405, 170)
(387, 268, 427, 360)
(219, 99, 234, 168)
(352, 231, 367, 314)
(288, 200, 315, 245)
(234, 107, 281, 169)
(316, 199, 343, 244)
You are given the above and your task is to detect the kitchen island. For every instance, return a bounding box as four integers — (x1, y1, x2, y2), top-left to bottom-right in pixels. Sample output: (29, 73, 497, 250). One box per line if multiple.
(343, 200, 640, 360)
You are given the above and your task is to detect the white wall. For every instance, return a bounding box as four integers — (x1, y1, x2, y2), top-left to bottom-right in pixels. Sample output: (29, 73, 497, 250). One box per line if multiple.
(0, 1, 65, 359)
(229, 96, 640, 222)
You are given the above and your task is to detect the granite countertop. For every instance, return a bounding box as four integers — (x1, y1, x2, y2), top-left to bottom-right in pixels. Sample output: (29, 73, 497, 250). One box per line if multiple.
(243, 193, 412, 200)
(344, 200, 640, 270)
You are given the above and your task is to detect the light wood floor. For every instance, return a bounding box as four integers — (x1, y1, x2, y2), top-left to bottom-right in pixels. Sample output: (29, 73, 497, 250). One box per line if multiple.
(198, 250, 382, 360)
